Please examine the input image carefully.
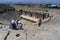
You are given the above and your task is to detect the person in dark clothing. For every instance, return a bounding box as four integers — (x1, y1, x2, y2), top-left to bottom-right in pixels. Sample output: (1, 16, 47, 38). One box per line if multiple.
(19, 9, 23, 15)
(20, 9, 22, 13)
(38, 18, 42, 27)
(43, 13, 45, 20)
(11, 22, 17, 30)
(9, 19, 17, 30)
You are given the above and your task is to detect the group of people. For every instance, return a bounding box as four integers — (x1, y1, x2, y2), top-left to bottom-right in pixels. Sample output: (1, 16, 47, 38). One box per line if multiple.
(9, 17, 42, 30)
(9, 19, 23, 30)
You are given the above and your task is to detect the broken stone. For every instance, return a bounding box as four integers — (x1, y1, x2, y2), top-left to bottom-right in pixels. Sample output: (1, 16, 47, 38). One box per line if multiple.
(16, 34, 20, 37)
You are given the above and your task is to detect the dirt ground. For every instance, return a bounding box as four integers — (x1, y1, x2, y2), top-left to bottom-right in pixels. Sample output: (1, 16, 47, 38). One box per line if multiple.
(0, 8, 60, 40)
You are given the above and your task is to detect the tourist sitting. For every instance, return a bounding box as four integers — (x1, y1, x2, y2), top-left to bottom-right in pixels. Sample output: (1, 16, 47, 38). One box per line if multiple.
(17, 20, 23, 30)
(9, 19, 17, 30)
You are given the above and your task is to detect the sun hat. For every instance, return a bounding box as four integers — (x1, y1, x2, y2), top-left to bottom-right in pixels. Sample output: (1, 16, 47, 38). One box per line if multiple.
(18, 21, 21, 23)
